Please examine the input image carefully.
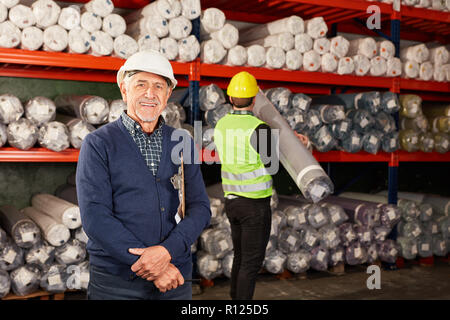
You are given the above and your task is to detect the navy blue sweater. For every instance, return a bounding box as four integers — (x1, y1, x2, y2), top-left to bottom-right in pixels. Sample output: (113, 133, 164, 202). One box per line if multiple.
(76, 119, 211, 281)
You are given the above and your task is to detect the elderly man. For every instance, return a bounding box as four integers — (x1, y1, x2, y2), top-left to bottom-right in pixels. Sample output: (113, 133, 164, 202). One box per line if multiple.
(76, 50, 211, 300)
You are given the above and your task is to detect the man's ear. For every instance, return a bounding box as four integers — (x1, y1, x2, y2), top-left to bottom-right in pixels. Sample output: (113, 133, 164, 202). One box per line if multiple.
(119, 82, 127, 103)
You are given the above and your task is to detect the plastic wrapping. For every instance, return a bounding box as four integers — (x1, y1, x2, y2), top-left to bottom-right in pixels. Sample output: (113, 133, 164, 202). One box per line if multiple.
(80, 11, 102, 33)
(284, 205, 308, 231)
(299, 225, 320, 251)
(108, 99, 127, 123)
(305, 17, 327, 39)
(168, 16, 192, 41)
(330, 119, 352, 140)
(113, 34, 138, 59)
(433, 65, 446, 82)
(340, 130, 362, 153)
(265, 46, 285, 69)
(66, 260, 90, 290)
(25, 241, 55, 268)
(373, 225, 390, 243)
(365, 243, 378, 263)
(430, 116, 450, 133)
(244, 32, 293, 52)
(204, 103, 231, 128)
(57, 115, 95, 149)
(180, 0, 201, 20)
(201, 39, 226, 64)
(418, 131, 434, 152)
(348, 38, 377, 59)
(265, 87, 292, 115)
(278, 227, 302, 254)
(350, 109, 375, 133)
(271, 210, 287, 236)
(352, 54, 371, 76)
(345, 242, 367, 265)
(0, 240, 23, 271)
(400, 95, 422, 119)
(291, 93, 311, 114)
(55, 239, 86, 265)
(433, 132, 449, 153)
(0, 3, 6, 23)
(324, 203, 348, 226)
(43, 25, 68, 52)
(197, 251, 222, 280)
(0, 205, 41, 249)
(417, 235, 433, 258)
(246, 44, 266, 67)
(0, 93, 23, 124)
(400, 114, 429, 132)
(381, 91, 400, 114)
(68, 27, 91, 54)
(377, 239, 399, 263)
(10, 264, 41, 296)
(58, 5, 81, 30)
(222, 251, 233, 278)
(375, 112, 396, 134)
(282, 49, 301, 71)
(263, 249, 286, 274)
(354, 225, 374, 246)
(84, 0, 114, 18)
(0, 226, 6, 246)
(306, 204, 329, 228)
(386, 57, 402, 77)
(74, 227, 89, 244)
(432, 234, 447, 256)
(294, 33, 313, 53)
(224, 45, 247, 66)
(209, 23, 238, 50)
(38, 121, 70, 152)
(200, 228, 233, 259)
(314, 104, 345, 124)
(311, 125, 337, 152)
(103, 13, 126, 38)
(330, 36, 349, 58)
(137, 34, 160, 52)
(313, 37, 330, 55)
(266, 235, 278, 253)
(328, 246, 345, 267)
(9, 4, 35, 29)
(32, 193, 81, 230)
(320, 52, 338, 73)
(362, 130, 382, 154)
(89, 30, 114, 56)
(178, 35, 200, 62)
(378, 203, 401, 228)
(31, 0, 60, 29)
(399, 129, 420, 152)
(40, 263, 67, 293)
(0, 21, 20, 48)
(160, 37, 179, 60)
(0, 269, 10, 298)
(397, 236, 418, 259)
(337, 57, 354, 75)
(286, 250, 311, 274)
(318, 224, 340, 249)
(399, 199, 421, 221)
(355, 91, 381, 115)
(21, 26, 43, 51)
(0, 122, 6, 147)
(419, 61, 433, 81)
(303, 50, 321, 72)
(428, 46, 449, 66)
(7, 118, 39, 150)
(439, 216, 450, 238)
(55, 95, 109, 125)
(200, 8, 225, 34)
(254, 91, 334, 202)
(338, 222, 357, 247)
(422, 220, 440, 236)
(403, 60, 420, 79)
(400, 43, 429, 64)
(377, 40, 395, 59)
(370, 56, 387, 77)
(310, 245, 329, 271)
(303, 109, 322, 134)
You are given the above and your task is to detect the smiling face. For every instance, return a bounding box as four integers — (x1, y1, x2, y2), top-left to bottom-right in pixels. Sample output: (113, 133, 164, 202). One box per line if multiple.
(120, 71, 172, 128)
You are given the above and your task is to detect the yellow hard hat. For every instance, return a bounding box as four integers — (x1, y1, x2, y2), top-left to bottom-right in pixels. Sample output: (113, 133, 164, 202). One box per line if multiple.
(227, 71, 259, 98)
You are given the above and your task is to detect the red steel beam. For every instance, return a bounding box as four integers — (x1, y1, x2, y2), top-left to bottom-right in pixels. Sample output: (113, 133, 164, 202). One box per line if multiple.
(0, 148, 79, 162)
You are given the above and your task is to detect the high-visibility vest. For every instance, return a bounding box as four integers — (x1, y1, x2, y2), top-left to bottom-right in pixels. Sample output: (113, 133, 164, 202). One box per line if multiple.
(214, 113, 272, 199)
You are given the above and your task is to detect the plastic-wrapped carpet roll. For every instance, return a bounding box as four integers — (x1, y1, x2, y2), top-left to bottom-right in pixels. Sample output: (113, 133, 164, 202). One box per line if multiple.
(306, 204, 330, 228)
(284, 49, 302, 70)
(196, 251, 222, 280)
(161, 101, 183, 128)
(286, 250, 311, 274)
(0, 0, 18, 8)
(0, 205, 41, 249)
(419, 203, 433, 222)
(442, 64, 450, 81)
(377, 40, 395, 59)
(178, 35, 200, 62)
(204, 103, 231, 128)
(168, 15, 192, 40)
(414, 0, 431, 7)
(397, 236, 418, 260)
(284, 205, 308, 230)
(323, 203, 348, 226)
(340, 130, 363, 153)
(180, 0, 200, 20)
(277, 227, 302, 254)
(400, 114, 429, 132)
(84, 0, 114, 18)
(304, 109, 322, 134)
(365, 243, 379, 264)
(375, 111, 396, 134)
(291, 93, 311, 114)
(243, 32, 293, 52)
(380, 91, 400, 114)
(113, 34, 138, 59)
(246, 44, 265, 67)
(377, 239, 399, 263)
(271, 209, 287, 236)
(102, 13, 126, 38)
(66, 260, 90, 290)
(129, 15, 169, 39)
(21, 26, 43, 51)
(40, 264, 67, 293)
(354, 225, 374, 245)
(89, 30, 114, 56)
(345, 242, 367, 265)
(351, 54, 370, 76)
(429, 116, 450, 133)
(373, 225, 391, 243)
(310, 245, 329, 271)
(325, 195, 383, 226)
(31, 0, 60, 29)
(0, 240, 23, 271)
(43, 25, 68, 52)
(428, 46, 449, 65)
(0, 270, 10, 298)
(0, 123, 6, 147)
(348, 37, 377, 59)
(55, 114, 95, 149)
(362, 130, 382, 154)
(328, 246, 345, 267)
(403, 60, 420, 78)
(0, 3, 6, 23)
(419, 61, 433, 81)
(0, 93, 23, 124)
(55, 95, 109, 125)
(221, 251, 233, 279)
(386, 57, 402, 77)
(202, 126, 215, 150)
(348, 108, 375, 132)
(434, 132, 449, 153)
(75, 227, 88, 243)
(398, 199, 421, 221)
(330, 35, 349, 58)
(201, 39, 226, 64)
(318, 224, 341, 249)
(9, 4, 35, 29)
(31, 193, 81, 230)
(224, 45, 247, 66)
(320, 53, 337, 73)
(399, 94, 422, 119)
(199, 84, 226, 111)
(0, 21, 21, 48)
(137, 33, 160, 52)
(25, 241, 55, 268)
(254, 91, 334, 202)
(7, 118, 38, 150)
(108, 99, 127, 123)
(313, 37, 330, 55)
(305, 17, 327, 39)
(55, 239, 86, 265)
(265, 46, 285, 69)
(422, 194, 450, 216)
(68, 27, 91, 54)
(160, 37, 179, 60)
(239, 15, 304, 44)
(55, 183, 79, 205)
(433, 64, 446, 82)
(337, 57, 354, 75)
(284, 109, 306, 132)
(400, 43, 429, 64)
(80, 11, 102, 33)
(263, 249, 287, 274)
(381, 131, 399, 153)
(432, 0, 446, 10)
(208, 23, 238, 49)
(418, 131, 434, 152)
(24, 96, 56, 127)
(200, 8, 225, 34)
(311, 104, 345, 124)
(399, 129, 420, 152)
(337, 222, 356, 247)
(294, 33, 313, 54)
(10, 264, 41, 296)
(58, 5, 81, 30)
(330, 118, 352, 140)
(303, 50, 321, 72)
(126, 0, 180, 23)
(369, 56, 387, 77)
(417, 235, 433, 257)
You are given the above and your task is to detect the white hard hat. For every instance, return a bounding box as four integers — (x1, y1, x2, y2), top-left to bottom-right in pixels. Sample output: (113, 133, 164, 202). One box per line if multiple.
(116, 50, 177, 89)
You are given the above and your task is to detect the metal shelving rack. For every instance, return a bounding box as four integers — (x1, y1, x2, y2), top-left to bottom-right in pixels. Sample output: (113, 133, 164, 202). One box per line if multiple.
(0, 0, 448, 201)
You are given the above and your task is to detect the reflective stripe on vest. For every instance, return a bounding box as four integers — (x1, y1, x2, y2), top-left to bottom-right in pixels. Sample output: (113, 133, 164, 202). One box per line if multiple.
(222, 180, 273, 193)
(221, 167, 270, 181)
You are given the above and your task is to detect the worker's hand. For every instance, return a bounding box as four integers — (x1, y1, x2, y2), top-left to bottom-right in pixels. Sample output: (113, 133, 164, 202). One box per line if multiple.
(294, 132, 309, 147)
(153, 263, 184, 293)
(129, 245, 171, 280)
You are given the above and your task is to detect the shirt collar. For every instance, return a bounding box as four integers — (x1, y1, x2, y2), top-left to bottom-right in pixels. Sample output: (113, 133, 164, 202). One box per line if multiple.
(230, 110, 254, 116)
(121, 111, 164, 137)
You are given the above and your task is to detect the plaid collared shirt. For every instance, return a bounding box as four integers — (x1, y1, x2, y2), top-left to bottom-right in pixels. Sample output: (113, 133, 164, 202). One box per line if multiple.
(121, 112, 164, 176)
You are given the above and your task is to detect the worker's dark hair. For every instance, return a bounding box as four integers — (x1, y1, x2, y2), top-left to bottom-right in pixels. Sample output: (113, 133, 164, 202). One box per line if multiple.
(230, 96, 255, 108)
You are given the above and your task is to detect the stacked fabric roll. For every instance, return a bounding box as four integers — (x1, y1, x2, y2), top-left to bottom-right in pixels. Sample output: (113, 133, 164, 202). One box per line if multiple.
(370, 0, 450, 11)
(125, 0, 201, 62)
(0, 185, 89, 297)
(399, 95, 449, 153)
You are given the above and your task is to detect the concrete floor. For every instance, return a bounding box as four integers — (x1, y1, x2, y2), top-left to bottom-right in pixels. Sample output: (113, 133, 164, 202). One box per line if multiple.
(192, 259, 450, 300)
